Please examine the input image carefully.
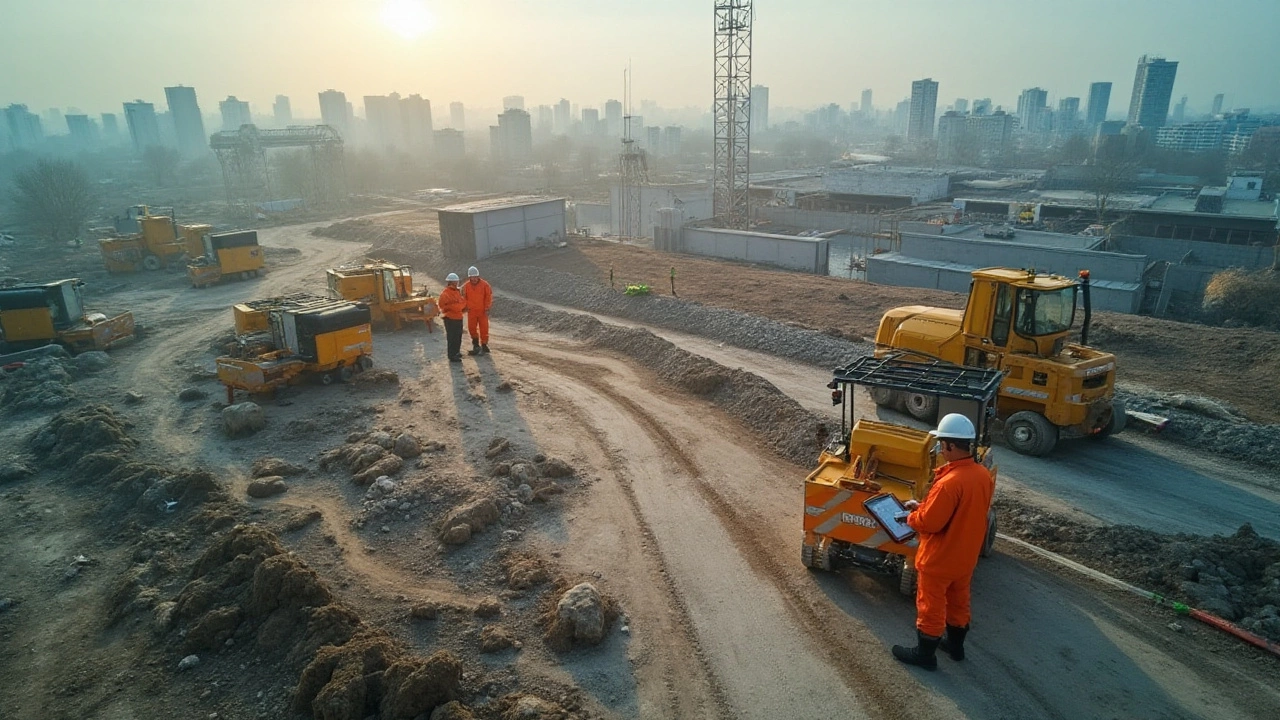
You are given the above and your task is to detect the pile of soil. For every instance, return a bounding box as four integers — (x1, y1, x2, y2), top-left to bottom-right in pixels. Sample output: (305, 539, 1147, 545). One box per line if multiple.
(1119, 386, 1280, 471)
(996, 496, 1280, 642)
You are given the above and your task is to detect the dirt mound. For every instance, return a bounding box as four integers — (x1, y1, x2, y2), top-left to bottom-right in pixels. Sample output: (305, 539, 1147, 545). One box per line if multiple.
(28, 405, 135, 466)
(493, 693, 567, 720)
(505, 554, 550, 592)
(997, 497, 1280, 641)
(1118, 386, 1280, 471)
(1203, 267, 1280, 330)
(293, 632, 462, 720)
(320, 435, 407, 486)
(1, 356, 76, 411)
(252, 457, 306, 477)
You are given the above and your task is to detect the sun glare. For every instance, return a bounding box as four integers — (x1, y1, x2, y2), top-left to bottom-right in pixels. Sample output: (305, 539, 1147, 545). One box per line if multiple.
(380, 0, 434, 40)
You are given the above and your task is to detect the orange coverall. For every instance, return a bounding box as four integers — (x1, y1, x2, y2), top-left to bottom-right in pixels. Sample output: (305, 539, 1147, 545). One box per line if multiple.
(437, 285, 465, 320)
(462, 277, 493, 345)
(905, 456, 995, 637)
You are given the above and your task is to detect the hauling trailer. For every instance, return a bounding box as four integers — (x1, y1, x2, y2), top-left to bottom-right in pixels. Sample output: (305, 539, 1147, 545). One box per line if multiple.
(188, 230, 266, 288)
(0, 279, 136, 354)
(803, 355, 1003, 595)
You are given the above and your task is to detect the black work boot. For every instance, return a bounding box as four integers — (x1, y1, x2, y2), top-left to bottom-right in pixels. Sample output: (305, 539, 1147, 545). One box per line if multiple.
(892, 630, 940, 670)
(939, 624, 969, 661)
(468, 341, 481, 356)
(481, 344, 490, 355)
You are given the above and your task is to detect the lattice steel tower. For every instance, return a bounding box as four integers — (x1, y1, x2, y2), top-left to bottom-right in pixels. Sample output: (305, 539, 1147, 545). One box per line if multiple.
(713, 0, 752, 229)
(619, 66, 648, 239)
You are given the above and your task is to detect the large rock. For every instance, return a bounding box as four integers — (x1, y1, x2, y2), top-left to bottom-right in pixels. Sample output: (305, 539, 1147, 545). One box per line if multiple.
(393, 434, 421, 458)
(74, 351, 112, 373)
(0, 460, 33, 484)
(353, 454, 403, 485)
(441, 525, 472, 545)
(438, 498, 500, 540)
(178, 387, 209, 402)
(247, 476, 288, 498)
(500, 695, 565, 720)
(537, 457, 574, 478)
(222, 402, 265, 437)
(553, 583, 607, 645)
(251, 457, 305, 477)
(379, 651, 462, 720)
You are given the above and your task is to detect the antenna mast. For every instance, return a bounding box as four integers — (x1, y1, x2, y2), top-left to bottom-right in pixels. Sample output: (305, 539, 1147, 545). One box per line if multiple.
(713, 0, 752, 229)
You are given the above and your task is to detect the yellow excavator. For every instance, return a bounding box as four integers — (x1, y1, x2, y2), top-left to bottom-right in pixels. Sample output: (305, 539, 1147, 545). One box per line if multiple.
(0, 279, 136, 354)
(803, 355, 1003, 594)
(187, 230, 266, 288)
(98, 206, 210, 273)
(873, 267, 1123, 456)
(326, 261, 438, 331)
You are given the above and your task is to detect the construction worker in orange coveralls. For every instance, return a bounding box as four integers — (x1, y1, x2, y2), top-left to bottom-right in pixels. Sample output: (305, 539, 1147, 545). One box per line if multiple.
(437, 273, 466, 363)
(892, 413, 994, 670)
(462, 265, 493, 356)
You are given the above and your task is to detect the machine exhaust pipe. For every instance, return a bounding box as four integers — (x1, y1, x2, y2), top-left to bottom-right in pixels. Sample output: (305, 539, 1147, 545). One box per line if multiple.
(1078, 269, 1092, 345)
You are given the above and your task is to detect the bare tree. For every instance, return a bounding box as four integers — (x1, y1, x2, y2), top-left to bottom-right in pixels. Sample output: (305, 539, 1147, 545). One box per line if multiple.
(10, 159, 97, 245)
(1085, 155, 1139, 226)
(142, 144, 181, 186)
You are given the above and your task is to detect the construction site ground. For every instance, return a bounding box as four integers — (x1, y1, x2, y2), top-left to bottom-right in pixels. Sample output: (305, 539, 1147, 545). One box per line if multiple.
(1, 207, 1278, 720)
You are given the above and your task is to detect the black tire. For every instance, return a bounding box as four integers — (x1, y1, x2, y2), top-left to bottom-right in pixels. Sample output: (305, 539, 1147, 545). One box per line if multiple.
(905, 393, 938, 422)
(357, 355, 374, 371)
(801, 541, 816, 569)
(339, 366, 355, 382)
(1004, 411, 1058, 456)
(320, 373, 334, 386)
(869, 386, 899, 408)
(899, 564, 918, 596)
(141, 254, 162, 271)
(1094, 399, 1127, 439)
(980, 508, 997, 558)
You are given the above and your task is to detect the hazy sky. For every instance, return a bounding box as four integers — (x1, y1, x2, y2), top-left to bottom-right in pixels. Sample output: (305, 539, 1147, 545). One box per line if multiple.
(3, 0, 1278, 118)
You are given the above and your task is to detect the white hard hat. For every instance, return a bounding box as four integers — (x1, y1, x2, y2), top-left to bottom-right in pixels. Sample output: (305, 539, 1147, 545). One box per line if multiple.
(933, 413, 976, 441)
(445, 272, 460, 282)
(467, 266, 479, 277)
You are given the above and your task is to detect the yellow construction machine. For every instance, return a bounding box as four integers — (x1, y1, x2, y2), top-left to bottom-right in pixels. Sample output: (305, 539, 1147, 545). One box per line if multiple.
(216, 299, 374, 402)
(326, 261, 438, 331)
(803, 355, 1003, 594)
(0, 279, 136, 354)
(873, 267, 1123, 456)
(231, 293, 328, 336)
(98, 206, 211, 273)
(187, 230, 266, 288)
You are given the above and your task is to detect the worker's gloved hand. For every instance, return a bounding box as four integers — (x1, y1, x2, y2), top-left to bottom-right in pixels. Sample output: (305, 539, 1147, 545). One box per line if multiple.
(904, 500, 920, 511)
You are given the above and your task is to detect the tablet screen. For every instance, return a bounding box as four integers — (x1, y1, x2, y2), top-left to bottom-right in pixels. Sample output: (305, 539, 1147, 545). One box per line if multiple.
(863, 493, 917, 543)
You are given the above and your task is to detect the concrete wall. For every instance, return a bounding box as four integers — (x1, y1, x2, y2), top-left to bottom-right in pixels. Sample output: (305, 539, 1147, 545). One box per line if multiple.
(1113, 234, 1277, 270)
(610, 185, 712, 238)
(576, 202, 611, 234)
(755, 207, 884, 233)
(865, 232, 1147, 313)
(681, 226, 829, 274)
(468, 200, 565, 259)
(822, 168, 950, 203)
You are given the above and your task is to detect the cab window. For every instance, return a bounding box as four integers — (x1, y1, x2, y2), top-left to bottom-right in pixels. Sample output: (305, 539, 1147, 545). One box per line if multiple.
(990, 284, 1012, 346)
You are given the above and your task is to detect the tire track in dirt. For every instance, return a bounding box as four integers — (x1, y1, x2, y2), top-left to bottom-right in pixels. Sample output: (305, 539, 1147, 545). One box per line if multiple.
(529, 386, 734, 720)
(503, 346, 916, 720)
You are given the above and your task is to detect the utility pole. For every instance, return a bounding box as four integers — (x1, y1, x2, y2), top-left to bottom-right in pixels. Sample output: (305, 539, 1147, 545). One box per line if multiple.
(713, 0, 752, 230)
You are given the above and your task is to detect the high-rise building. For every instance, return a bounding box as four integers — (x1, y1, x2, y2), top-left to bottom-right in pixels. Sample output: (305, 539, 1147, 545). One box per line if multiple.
(535, 105, 553, 137)
(319, 90, 350, 137)
(123, 100, 162, 152)
(493, 108, 532, 164)
(750, 85, 769, 131)
(1085, 82, 1112, 127)
(100, 113, 121, 144)
(972, 98, 992, 116)
(433, 128, 465, 160)
(662, 126, 682, 156)
(1171, 95, 1188, 124)
(894, 99, 911, 133)
(581, 108, 600, 136)
(1017, 87, 1049, 134)
(449, 101, 465, 130)
(1211, 93, 1225, 116)
(3, 104, 44, 149)
(644, 126, 661, 152)
(363, 93, 403, 148)
(502, 95, 525, 111)
(604, 99, 623, 138)
(1127, 55, 1178, 129)
(907, 78, 938, 142)
(937, 111, 1014, 164)
(64, 114, 99, 149)
(401, 94, 433, 150)
(273, 95, 293, 126)
(860, 88, 873, 114)
(1057, 97, 1081, 130)
(164, 85, 206, 156)
(554, 99, 571, 135)
(43, 108, 65, 135)
(219, 96, 251, 131)
(954, 98, 968, 114)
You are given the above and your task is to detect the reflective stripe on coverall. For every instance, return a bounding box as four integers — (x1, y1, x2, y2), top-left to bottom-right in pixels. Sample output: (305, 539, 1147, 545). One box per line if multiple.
(437, 285, 465, 320)
(462, 277, 492, 344)
(906, 456, 994, 637)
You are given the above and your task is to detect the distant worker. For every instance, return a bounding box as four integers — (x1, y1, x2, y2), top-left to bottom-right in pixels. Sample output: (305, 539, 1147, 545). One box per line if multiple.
(438, 273, 466, 363)
(461, 265, 493, 355)
(670, 266, 677, 296)
(892, 413, 995, 670)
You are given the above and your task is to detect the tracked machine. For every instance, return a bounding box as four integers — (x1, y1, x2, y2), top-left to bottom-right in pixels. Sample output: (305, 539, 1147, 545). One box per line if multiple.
(803, 355, 1003, 594)
(326, 261, 438, 331)
(187, 230, 266, 288)
(216, 299, 374, 402)
(0, 279, 136, 354)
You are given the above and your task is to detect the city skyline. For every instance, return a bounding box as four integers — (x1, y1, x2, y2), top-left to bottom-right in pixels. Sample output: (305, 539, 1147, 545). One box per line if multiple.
(2, 0, 1278, 118)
